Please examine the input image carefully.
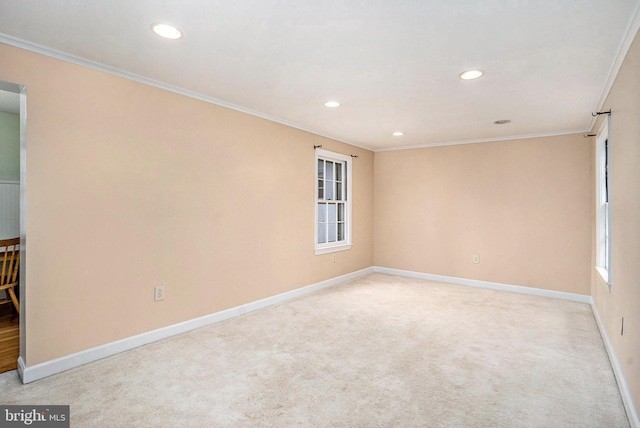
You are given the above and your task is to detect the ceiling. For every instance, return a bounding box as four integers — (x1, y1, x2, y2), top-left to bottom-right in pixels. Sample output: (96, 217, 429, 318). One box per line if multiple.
(0, 1, 639, 151)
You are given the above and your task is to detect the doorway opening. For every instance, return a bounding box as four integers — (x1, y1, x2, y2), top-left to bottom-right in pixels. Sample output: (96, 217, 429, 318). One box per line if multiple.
(0, 80, 26, 375)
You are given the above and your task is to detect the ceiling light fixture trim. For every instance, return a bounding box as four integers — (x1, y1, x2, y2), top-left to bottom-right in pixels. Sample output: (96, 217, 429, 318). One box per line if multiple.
(151, 23, 183, 40)
(459, 69, 484, 80)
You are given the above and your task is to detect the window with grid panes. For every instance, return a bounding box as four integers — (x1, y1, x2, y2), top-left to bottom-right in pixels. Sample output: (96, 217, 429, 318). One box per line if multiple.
(315, 149, 352, 254)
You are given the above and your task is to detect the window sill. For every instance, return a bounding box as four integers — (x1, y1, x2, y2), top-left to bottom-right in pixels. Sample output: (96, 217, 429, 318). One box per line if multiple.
(595, 266, 611, 291)
(315, 243, 352, 255)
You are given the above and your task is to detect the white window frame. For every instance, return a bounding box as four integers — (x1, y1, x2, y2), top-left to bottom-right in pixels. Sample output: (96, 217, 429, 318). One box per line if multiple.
(595, 117, 612, 288)
(315, 149, 352, 255)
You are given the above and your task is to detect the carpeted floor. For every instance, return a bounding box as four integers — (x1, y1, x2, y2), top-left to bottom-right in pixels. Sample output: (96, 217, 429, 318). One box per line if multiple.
(0, 274, 630, 427)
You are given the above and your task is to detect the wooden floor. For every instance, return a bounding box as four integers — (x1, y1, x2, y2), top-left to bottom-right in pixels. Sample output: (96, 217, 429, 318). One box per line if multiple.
(0, 303, 19, 374)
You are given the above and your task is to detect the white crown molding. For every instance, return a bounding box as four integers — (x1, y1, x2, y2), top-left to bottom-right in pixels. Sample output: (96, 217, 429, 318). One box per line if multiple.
(2, 11, 637, 154)
(373, 129, 588, 152)
(589, 2, 640, 132)
(0, 33, 372, 152)
(17, 267, 373, 383)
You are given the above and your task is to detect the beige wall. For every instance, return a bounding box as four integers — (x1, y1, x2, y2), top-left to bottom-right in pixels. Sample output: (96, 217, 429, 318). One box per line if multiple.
(0, 43, 374, 365)
(1, 29, 636, 414)
(591, 29, 640, 414)
(374, 134, 591, 295)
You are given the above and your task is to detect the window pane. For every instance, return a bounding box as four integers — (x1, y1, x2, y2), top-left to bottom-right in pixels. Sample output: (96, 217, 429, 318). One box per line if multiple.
(317, 159, 324, 180)
(336, 162, 343, 181)
(605, 139, 609, 203)
(318, 180, 324, 199)
(338, 203, 344, 221)
(326, 161, 334, 180)
(336, 182, 342, 200)
(344, 165, 347, 200)
(328, 223, 337, 242)
(325, 180, 334, 200)
(338, 223, 344, 241)
(318, 203, 327, 222)
(328, 203, 337, 223)
(318, 223, 327, 244)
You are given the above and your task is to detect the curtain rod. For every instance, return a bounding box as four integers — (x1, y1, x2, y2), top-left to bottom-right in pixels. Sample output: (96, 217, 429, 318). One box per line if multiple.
(313, 144, 358, 158)
(592, 109, 611, 117)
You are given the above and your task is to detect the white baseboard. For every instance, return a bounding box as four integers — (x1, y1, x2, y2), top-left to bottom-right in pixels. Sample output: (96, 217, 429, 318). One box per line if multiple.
(591, 303, 640, 428)
(19, 263, 636, 428)
(19, 267, 374, 384)
(373, 266, 593, 304)
(373, 266, 638, 427)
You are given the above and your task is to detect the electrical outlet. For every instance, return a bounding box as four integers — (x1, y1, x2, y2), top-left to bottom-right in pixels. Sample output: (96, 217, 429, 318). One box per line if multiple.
(473, 255, 480, 264)
(332, 254, 337, 263)
(154, 285, 165, 301)
(621, 316, 624, 335)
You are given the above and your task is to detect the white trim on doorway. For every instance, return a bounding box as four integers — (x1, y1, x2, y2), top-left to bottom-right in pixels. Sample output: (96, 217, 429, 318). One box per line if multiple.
(0, 79, 27, 380)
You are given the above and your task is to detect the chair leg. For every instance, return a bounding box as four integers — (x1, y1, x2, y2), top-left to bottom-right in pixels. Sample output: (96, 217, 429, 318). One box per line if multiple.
(7, 287, 19, 314)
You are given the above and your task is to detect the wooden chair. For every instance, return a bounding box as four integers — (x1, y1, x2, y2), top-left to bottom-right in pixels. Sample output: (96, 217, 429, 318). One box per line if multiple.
(0, 238, 20, 314)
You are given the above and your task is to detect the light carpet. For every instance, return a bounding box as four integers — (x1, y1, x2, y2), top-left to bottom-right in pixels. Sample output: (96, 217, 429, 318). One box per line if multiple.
(0, 273, 630, 427)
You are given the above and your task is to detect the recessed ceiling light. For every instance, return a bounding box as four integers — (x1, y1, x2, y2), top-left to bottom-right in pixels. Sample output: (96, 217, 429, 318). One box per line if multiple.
(151, 23, 183, 40)
(324, 101, 341, 108)
(392, 131, 404, 136)
(459, 69, 484, 80)
(494, 119, 511, 125)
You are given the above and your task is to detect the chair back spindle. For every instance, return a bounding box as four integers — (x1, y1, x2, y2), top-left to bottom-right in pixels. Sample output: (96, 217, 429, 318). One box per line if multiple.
(0, 238, 20, 314)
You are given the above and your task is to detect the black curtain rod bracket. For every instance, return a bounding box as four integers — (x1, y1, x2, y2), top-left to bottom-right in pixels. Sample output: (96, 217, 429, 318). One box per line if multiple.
(583, 133, 597, 138)
(350, 154, 359, 158)
(592, 109, 611, 117)
(314, 145, 323, 149)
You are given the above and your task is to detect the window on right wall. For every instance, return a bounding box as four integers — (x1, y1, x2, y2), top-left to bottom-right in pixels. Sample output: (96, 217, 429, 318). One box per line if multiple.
(595, 115, 612, 288)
